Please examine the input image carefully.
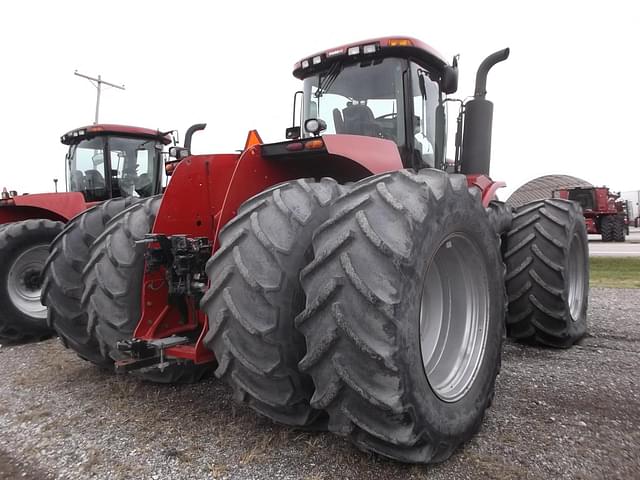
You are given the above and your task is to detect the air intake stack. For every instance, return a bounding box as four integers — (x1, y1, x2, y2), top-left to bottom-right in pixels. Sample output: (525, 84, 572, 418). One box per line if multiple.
(460, 48, 510, 176)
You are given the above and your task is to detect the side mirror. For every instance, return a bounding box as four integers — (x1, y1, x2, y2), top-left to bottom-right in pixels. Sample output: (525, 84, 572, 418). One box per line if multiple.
(442, 55, 459, 94)
(287, 91, 304, 140)
(169, 146, 190, 160)
(286, 126, 301, 139)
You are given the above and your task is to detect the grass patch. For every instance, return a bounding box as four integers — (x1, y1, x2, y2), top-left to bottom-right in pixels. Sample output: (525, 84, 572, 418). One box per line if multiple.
(590, 257, 640, 288)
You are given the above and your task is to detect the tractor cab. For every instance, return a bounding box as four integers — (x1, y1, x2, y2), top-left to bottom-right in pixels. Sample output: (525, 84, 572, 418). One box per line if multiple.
(293, 37, 459, 170)
(61, 124, 172, 202)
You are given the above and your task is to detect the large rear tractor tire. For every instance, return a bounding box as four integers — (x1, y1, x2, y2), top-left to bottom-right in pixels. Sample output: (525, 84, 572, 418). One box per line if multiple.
(613, 215, 626, 242)
(504, 198, 588, 347)
(41, 197, 139, 366)
(0, 219, 64, 342)
(296, 170, 505, 463)
(82, 196, 211, 383)
(201, 178, 343, 427)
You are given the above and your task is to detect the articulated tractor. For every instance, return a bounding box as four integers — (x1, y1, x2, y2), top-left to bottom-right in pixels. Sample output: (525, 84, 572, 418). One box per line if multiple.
(42, 37, 589, 463)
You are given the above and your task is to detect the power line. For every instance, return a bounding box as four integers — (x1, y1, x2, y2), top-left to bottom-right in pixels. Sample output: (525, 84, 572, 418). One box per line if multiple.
(74, 70, 125, 124)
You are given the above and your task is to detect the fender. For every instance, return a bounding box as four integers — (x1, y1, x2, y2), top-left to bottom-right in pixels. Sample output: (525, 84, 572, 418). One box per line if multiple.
(322, 134, 403, 176)
(466, 174, 506, 207)
(215, 135, 402, 243)
(0, 192, 88, 224)
(146, 133, 404, 242)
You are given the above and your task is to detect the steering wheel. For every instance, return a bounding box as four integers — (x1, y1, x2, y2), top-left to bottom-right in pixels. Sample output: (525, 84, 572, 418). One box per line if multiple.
(375, 113, 398, 121)
(119, 171, 137, 196)
(374, 113, 398, 141)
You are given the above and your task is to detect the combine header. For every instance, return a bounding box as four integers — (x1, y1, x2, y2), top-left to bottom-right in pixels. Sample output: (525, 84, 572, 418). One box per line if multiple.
(42, 37, 589, 463)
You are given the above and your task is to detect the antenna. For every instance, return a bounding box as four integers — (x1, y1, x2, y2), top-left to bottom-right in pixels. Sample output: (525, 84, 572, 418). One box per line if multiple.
(74, 71, 125, 124)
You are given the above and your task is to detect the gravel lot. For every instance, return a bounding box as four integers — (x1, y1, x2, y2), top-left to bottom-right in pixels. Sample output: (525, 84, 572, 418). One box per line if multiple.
(1, 287, 638, 480)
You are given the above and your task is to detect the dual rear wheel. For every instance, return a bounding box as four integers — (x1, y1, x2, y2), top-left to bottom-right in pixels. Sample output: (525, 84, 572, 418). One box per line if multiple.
(203, 171, 589, 462)
(202, 170, 505, 462)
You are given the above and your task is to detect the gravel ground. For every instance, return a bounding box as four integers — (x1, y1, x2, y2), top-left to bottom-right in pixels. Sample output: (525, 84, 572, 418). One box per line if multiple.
(1, 287, 638, 480)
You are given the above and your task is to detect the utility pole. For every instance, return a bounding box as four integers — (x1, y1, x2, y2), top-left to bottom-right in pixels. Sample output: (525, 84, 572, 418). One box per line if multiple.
(74, 70, 125, 124)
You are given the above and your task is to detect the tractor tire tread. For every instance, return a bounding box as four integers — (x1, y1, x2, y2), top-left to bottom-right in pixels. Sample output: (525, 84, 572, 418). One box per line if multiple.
(201, 178, 343, 426)
(41, 197, 139, 366)
(504, 198, 588, 348)
(613, 215, 625, 242)
(297, 169, 505, 463)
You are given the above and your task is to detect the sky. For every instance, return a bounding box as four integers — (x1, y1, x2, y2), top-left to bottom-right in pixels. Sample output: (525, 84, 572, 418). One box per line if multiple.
(1, 0, 638, 198)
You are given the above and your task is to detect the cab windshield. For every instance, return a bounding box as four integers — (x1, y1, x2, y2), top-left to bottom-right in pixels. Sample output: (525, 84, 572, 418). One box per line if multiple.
(302, 57, 406, 145)
(67, 136, 160, 201)
(301, 57, 444, 168)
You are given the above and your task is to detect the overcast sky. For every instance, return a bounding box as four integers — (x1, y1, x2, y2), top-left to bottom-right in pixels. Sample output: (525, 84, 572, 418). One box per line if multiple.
(1, 0, 638, 198)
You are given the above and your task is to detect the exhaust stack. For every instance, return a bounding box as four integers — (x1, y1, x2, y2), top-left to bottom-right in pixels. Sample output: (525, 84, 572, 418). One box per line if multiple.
(184, 123, 207, 154)
(460, 48, 509, 176)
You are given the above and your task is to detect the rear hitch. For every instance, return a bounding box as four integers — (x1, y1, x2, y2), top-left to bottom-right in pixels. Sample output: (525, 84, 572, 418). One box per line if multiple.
(139, 234, 212, 302)
(115, 336, 190, 373)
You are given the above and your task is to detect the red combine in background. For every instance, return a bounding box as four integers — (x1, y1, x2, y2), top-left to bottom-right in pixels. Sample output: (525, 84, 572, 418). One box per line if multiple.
(555, 186, 626, 241)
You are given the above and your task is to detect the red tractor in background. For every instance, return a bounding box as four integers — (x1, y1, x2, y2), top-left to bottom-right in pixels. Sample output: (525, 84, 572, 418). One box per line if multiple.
(555, 186, 626, 241)
(0, 124, 176, 342)
(42, 37, 589, 463)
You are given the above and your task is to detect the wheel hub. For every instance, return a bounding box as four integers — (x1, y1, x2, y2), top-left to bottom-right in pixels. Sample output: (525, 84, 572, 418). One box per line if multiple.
(419, 233, 490, 403)
(22, 269, 43, 291)
(7, 244, 49, 319)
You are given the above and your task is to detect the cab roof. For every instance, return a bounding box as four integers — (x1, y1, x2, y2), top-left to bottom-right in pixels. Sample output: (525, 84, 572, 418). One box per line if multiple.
(293, 36, 450, 79)
(60, 124, 172, 145)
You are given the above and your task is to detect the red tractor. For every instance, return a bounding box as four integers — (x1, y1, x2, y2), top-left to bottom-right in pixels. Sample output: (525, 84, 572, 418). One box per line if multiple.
(42, 37, 589, 463)
(555, 186, 626, 242)
(0, 124, 175, 342)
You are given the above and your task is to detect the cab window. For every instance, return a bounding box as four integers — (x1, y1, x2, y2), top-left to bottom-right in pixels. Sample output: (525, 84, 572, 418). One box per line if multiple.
(410, 63, 443, 168)
(302, 57, 406, 146)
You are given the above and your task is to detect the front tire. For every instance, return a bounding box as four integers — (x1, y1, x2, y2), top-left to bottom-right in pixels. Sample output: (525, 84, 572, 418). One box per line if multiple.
(296, 170, 505, 463)
(504, 198, 588, 347)
(0, 219, 64, 341)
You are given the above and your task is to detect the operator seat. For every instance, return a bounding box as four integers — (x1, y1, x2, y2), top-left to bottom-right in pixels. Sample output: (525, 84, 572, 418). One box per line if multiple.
(84, 169, 105, 189)
(135, 173, 153, 198)
(341, 102, 379, 137)
(69, 170, 85, 192)
(84, 169, 107, 200)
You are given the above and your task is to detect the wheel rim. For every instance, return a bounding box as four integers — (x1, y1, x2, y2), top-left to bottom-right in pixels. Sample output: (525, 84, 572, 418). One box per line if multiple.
(7, 244, 49, 319)
(419, 233, 490, 403)
(567, 233, 587, 320)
